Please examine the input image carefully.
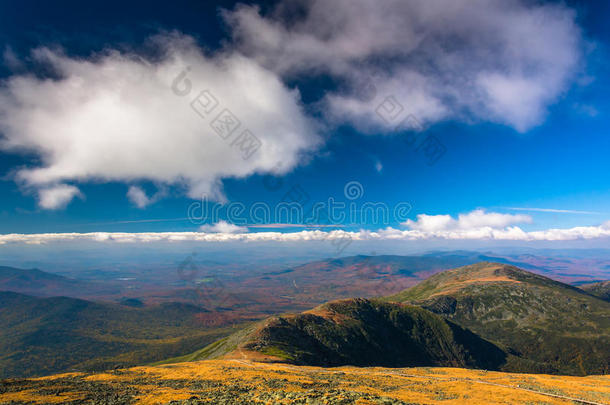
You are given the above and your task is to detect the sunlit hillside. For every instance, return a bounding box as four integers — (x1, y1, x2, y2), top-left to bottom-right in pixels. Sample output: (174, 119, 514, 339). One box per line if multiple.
(1, 359, 608, 404)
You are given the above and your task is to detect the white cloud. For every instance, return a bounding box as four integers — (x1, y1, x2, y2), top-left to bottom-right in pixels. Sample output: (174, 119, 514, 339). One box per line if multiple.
(403, 209, 532, 232)
(0, 32, 319, 208)
(0, 4, 589, 211)
(126, 186, 167, 209)
(127, 186, 152, 209)
(199, 220, 248, 233)
(37, 184, 82, 210)
(374, 160, 383, 173)
(225, 0, 583, 132)
(3, 220, 610, 245)
(573, 103, 599, 117)
(404, 214, 454, 233)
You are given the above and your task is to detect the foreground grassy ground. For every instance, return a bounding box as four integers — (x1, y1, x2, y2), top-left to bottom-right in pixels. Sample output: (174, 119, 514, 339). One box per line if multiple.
(0, 360, 608, 404)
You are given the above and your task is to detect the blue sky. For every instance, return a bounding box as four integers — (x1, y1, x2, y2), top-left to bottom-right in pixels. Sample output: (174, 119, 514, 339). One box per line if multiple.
(0, 0, 609, 248)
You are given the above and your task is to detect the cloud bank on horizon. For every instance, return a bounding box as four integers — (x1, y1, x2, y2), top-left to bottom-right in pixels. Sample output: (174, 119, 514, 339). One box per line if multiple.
(2, 210, 610, 245)
(0, 0, 586, 210)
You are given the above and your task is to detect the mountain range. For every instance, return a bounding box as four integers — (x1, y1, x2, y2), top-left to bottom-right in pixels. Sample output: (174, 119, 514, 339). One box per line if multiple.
(0, 260, 608, 378)
(172, 262, 610, 376)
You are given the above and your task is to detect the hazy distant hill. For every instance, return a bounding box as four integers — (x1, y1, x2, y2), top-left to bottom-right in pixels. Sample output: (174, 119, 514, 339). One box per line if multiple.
(0, 266, 120, 298)
(240, 252, 609, 308)
(388, 262, 610, 375)
(0, 292, 241, 377)
(246, 254, 486, 303)
(0, 266, 83, 295)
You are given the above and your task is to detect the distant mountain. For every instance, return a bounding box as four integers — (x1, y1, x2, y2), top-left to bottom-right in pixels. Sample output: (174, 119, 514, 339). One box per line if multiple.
(580, 280, 610, 302)
(0, 266, 118, 298)
(182, 298, 506, 370)
(246, 254, 486, 303)
(387, 262, 610, 375)
(0, 265, 80, 293)
(0, 291, 242, 378)
(242, 252, 607, 308)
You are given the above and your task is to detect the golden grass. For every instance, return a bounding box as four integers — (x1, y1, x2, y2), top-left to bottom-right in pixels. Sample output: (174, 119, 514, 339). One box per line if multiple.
(0, 389, 85, 404)
(429, 276, 522, 297)
(1, 360, 608, 404)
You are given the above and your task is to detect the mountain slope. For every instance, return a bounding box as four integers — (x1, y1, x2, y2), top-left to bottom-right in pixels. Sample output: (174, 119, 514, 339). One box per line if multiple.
(189, 298, 506, 370)
(581, 280, 610, 302)
(2, 360, 609, 405)
(387, 262, 610, 375)
(0, 292, 243, 378)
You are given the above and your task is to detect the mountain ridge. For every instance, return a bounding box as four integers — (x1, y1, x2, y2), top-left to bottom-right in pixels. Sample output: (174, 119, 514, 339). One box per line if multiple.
(387, 262, 610, 375)
(183, 297, 507, 370)
(176, 261, 610, 376)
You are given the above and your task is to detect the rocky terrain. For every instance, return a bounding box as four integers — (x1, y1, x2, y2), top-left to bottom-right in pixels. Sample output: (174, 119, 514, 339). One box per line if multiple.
(1, 359, 608, 404)
(582, 280, 610, 302)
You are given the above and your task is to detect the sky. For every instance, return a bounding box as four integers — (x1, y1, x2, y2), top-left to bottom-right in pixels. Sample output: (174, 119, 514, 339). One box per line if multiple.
(0, 0, 610, 252)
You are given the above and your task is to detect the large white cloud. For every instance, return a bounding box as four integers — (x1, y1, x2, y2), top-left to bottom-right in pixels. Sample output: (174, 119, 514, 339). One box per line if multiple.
(0, 2, 588, 211)
(225, 0, 583, 132)
(0, 33, 319, 208)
